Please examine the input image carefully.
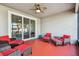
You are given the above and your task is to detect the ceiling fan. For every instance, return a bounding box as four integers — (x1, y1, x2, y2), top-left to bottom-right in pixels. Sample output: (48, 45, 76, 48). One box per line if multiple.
(30, 4, 47, 13)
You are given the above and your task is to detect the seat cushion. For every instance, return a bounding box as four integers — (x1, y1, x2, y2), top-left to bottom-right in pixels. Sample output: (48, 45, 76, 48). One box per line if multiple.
(44, 33, 51, 37)
(1, 48, 16, 56)
(9, 40, 24, 45)
(0, 35, 10, 42)
(15, 44, 31, 53)
(43, 36, 50, 40)
(43, 33, 51, 40)
(1, 47, 21, 56)
(63, 35, 71, 39)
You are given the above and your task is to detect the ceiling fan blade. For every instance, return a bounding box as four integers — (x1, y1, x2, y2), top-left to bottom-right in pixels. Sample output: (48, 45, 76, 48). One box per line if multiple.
(30, 9, 36, 10)
(43, 7, 47, 10)
(41, 10, 44, 13)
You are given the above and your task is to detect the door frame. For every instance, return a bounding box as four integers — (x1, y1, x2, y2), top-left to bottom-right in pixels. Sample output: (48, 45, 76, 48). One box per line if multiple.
(76, 11, 78, 41)
(8, 10, 37, 41)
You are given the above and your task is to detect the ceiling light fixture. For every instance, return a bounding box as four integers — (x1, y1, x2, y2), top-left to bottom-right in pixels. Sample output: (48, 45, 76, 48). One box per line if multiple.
(30, 4, 47, 13)
(36, 9, 41, 13)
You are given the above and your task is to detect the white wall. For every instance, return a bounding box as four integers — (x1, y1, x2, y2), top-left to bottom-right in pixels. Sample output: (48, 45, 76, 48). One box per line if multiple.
(0, 5, 41, 38)
(41, 11, 77, 44)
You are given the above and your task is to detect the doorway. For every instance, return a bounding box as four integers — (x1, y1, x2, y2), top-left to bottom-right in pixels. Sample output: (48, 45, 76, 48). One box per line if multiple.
(8, 11, 36, 40)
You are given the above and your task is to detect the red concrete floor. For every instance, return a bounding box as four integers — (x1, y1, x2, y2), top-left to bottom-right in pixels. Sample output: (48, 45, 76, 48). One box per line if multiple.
(24, 39, 79, 56)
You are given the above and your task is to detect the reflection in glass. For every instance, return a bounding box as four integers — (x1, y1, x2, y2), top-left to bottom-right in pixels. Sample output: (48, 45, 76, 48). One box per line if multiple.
(23, 18, 30, 39)
(12, 14, 22, 40)
(31, 20, 35, 37)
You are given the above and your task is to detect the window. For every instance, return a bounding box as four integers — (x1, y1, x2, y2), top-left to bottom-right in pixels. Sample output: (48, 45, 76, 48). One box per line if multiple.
(8, 11, 36, 40)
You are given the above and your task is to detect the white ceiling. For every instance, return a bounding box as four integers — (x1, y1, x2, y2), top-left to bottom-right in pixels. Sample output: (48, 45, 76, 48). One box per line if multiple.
(1, 3, 75, 18)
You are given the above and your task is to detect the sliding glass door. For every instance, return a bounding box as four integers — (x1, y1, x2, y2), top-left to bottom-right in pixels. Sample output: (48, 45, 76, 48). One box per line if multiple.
(10, 13, 36, 40)
(23, 18, 30, 39)
(30, 20, 35, 37)
(12, 14, 22, 40)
